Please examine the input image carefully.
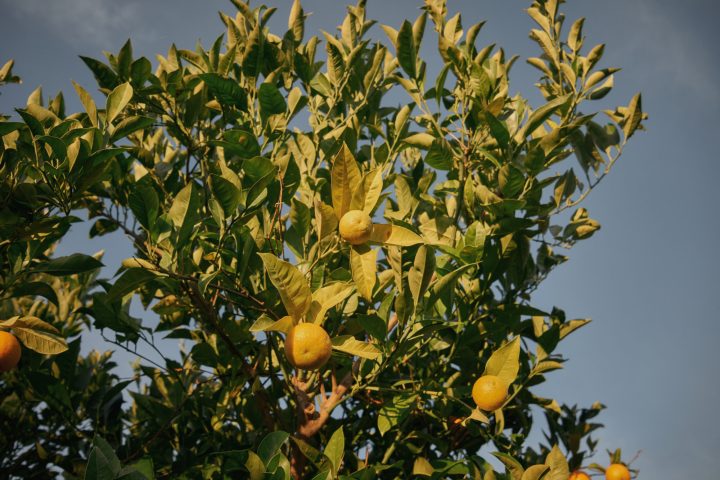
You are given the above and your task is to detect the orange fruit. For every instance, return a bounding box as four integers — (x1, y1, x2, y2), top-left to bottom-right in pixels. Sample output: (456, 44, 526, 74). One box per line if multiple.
(570, 472, 591, 480)
(0, 331, 21, 372)
(605, 464, 631, 480)
(471, 375, 508, 411)
(339, 210, 373, 245)
(285, 323, 332, 370)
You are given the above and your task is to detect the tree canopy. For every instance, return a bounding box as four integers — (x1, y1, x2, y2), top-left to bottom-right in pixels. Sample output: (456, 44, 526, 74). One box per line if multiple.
(0, 0, 644, 478)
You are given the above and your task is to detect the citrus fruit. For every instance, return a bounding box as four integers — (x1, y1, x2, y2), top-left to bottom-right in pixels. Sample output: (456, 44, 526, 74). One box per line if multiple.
(569, 472, 591, 480)
(285, 323, 332, 370)
(0, 331, 21, 372)
(339, 210, 373, 245)
(605, 464, 631, 480)
(471, 375, 508, 411)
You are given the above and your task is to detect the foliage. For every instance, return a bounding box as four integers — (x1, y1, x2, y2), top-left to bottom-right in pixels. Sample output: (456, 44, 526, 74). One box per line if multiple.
(0, 0, 644, 478)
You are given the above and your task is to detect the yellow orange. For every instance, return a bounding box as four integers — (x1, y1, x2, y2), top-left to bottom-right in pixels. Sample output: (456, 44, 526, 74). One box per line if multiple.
(339, 210, 373, 245)
(0, 331, 21, 372)
(605, 464, 631, 480)
(569, 472, 591, 480)
(471, 375, 508, 411)
(285, 323, 332, 370)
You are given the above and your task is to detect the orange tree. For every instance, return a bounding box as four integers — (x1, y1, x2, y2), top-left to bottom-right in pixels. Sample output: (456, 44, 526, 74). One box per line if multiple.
(0, 0, 644, 478)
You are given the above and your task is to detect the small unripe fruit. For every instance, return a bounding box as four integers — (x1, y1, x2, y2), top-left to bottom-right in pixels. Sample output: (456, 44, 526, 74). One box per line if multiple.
(605, 464, 631, 480)
(569, 472, 591, 480)
(339, 210, 373, 245)
(472, 375, 508, 411)
(285, 323, 332, 370)
(0, 331, 22, 372)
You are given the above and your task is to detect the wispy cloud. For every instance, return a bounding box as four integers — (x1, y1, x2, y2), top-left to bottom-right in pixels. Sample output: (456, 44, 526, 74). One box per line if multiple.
(2, 0, 152, 48)
(627, 0, 720, 107)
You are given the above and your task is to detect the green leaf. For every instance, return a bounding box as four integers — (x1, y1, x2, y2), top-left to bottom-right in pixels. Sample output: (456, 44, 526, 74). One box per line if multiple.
(0, 122, 25, 136)
(425, 263, 474, 312)
(350, 244, 377, 301)
(108, 268, 157, 301)
(199, 73, 247, 109)
(516, 95, 570, 141)
(377, 394, 415, 436)
(80, 56, 118, 90)
(209, 174, 242, 216)
(127, 458, 154, 479)
(258, 253, 312, 320)
(33, 253, 103, 276)
(258, 82, 287, 117)
(484, 112, 510, 149)
(168, 182, 202, 247)
(484, 337, 521, 387)
(324, 426, 344, 475)
(1, 316, 68, 354)
(408, 245, 435, 307)
(331, 335, 381, 360)
(129, 185, 159, 230)
(85, 436, 122, 480)
(425, 139, 454, 170)
(242, 156, 277, 208)
(331, 144, 361, 219)
(396, 20, 417, 78)
(110, 116, 154, 142)
(10, 281, 59, 307)
(106, 82, 133, 124)
(257, 431, 289, 464)
(217, 129, 261, 158)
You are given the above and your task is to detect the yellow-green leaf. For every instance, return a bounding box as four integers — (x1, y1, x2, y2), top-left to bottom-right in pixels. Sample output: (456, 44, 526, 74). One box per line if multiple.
(484, 337, 521, 387)
(308, 283, 354, 324)
(106, 82, 133, 124)
(370, 223, 424, 246)
(315, 199, 338, 240)
(331, 143, 361, 219)
(350, 168, 384, 214)
(413, 457, 434, 476)
(331, 335, 381, 360)
(623, 93, 643, 139)
(467, 408, 490, 424)
(258, 253, 312, 320)
(3, 316, 68, 354)
(544, 445, 570, 480)
(521, 465, 549, 480)
(249, 315, 294, 334)
(492, 452, 524, 480)
(350, 244, 377, 301)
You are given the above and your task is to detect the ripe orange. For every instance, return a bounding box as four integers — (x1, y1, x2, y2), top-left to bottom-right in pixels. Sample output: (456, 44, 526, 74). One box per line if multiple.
(0, 331, 21, 372)
(569, 471, 591, 480)
(605, 464, 631, 480)
(471, 375, 508, 411)
(285, 323, 332, 370)
(338, 210, 373, 245)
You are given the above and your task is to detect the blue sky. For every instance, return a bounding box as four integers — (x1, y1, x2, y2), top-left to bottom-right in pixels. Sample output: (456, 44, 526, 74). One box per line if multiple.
(1, 0, 718, 477)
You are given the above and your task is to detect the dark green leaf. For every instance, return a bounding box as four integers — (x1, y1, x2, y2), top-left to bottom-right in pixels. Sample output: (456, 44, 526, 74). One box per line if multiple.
(33, 253, 103, 276)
